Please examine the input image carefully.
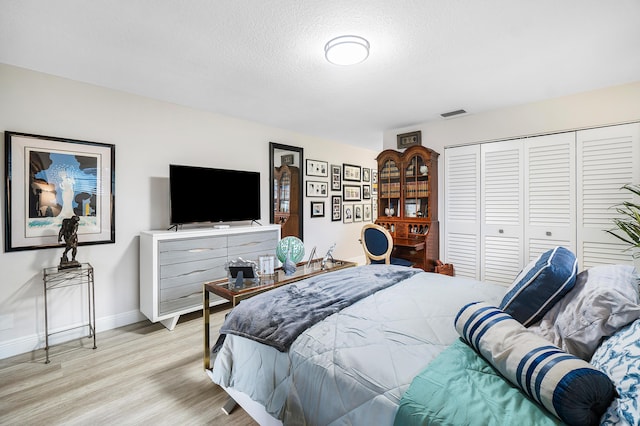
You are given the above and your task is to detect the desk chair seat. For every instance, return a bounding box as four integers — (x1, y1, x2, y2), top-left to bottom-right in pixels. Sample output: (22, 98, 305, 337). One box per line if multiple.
(360, 224, 413, 267)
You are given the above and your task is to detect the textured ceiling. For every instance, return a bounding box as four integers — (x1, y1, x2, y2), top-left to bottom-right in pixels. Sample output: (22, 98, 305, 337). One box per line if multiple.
(1, 1, 639, 150)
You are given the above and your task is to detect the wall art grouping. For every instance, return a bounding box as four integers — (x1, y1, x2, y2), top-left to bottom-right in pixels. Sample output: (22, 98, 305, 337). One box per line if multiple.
(304, 159, 377, 223)
(4, 131, 115, 252)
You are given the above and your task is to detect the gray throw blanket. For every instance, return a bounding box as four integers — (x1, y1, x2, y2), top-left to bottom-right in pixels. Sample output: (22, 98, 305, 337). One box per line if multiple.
(219, 264, 421, 352)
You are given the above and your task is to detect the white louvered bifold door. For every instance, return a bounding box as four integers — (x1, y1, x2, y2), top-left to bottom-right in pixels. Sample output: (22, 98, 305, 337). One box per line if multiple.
(524, 133, 576, 262)
(444, 145, 481, 279)
(577, 123, 640, 267)
(481, 141, 524, 285)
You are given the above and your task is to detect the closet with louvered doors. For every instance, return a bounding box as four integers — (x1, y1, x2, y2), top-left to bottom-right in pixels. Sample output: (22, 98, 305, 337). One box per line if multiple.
(444, 122, 639, 284)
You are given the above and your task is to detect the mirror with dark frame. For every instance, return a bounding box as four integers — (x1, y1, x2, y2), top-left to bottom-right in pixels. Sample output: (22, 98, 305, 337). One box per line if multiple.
(269, 142, 304, 241)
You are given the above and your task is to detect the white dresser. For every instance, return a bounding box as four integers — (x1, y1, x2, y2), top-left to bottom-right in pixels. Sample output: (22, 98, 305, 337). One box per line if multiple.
(140, 224, 281, 329)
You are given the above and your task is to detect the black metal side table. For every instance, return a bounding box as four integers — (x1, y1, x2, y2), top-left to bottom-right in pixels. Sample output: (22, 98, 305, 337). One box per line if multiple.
(42, 263, 96, 363)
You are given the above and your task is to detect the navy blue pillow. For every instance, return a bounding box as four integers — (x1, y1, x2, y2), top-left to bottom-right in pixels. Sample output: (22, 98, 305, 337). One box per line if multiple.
(500, 247, 577, 327)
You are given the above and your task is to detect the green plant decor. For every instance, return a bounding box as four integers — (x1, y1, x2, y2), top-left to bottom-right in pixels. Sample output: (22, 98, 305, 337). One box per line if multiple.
(606, 184, 640, 258)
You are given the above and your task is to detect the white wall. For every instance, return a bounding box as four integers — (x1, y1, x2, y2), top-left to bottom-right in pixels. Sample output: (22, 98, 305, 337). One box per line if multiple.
(384, 81, 640, 260)
(0, 64, 378, 359)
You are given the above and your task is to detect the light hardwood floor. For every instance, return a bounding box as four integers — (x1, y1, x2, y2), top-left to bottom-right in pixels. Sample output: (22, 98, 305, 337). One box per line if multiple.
(0, 304, 257, 425)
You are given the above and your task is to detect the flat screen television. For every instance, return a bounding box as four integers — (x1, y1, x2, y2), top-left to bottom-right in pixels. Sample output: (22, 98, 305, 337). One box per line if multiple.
(169, 164, 261, 225)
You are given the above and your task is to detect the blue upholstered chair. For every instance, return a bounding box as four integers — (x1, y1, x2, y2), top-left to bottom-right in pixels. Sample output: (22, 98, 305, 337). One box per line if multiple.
(360, 223, 413, 267)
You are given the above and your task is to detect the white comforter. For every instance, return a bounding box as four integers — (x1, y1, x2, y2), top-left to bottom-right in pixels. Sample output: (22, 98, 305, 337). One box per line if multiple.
(211, 267, 506, 425)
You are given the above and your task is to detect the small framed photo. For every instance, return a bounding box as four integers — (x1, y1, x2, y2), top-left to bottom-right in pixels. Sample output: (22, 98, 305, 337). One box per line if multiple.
(363, 203, 372, 222)
(330, 164, 341, 191)
(306, 180, 328, 197)
(343, 184, 361, 201)
(397, 130, 422, 149)
(306, 159, 328, 177)
(343, 204, 353, 224)
(371, 170, 378, 195)
(362, 168, 371, 182)
(310, 201, 325, 218)
(331, 195, 342, 222)
(353, 204, 363, 222)
(363, 185, 371, 199)
(343, 163, 361, 182)
(372, 201, 378, 218)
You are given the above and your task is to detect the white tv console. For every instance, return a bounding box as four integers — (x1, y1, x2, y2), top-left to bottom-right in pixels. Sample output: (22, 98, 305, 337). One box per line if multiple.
(140, 224, 281, 330)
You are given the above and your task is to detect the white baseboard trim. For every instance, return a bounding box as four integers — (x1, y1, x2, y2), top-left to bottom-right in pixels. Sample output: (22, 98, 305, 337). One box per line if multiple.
(0, 309, 146, 360)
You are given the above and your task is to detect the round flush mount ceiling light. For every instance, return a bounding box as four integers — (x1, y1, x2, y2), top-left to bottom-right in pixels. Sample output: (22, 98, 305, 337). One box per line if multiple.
(324, 35, 370, 66)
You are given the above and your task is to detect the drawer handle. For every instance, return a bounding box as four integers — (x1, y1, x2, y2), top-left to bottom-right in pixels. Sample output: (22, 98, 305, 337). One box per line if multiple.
(188, 248, 211, 253)
(498, 229, 504, 234)
(546, 231, 552, 236)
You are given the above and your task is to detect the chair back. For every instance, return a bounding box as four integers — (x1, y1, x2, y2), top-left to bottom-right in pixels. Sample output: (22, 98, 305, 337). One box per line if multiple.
(360, 223, 393, 264)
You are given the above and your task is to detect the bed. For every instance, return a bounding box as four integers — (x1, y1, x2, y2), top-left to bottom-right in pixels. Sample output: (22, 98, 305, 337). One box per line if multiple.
(208, 253, 640, 426)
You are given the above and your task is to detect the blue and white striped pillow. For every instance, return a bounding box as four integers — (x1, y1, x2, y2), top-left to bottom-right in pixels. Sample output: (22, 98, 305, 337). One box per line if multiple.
(455, 302, 615, 426)
(500, 246, 578, 326)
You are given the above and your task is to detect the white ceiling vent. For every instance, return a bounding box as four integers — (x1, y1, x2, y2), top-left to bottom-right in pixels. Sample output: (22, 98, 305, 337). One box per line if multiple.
(440, 109, 467, 119)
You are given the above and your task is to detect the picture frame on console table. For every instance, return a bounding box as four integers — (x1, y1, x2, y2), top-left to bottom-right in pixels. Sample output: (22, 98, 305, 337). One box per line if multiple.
(4, 131, 116, 252)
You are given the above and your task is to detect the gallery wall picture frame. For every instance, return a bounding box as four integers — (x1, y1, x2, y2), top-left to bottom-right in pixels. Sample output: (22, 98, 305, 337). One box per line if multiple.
(363, 203, 372, 222)
(397, 130, 422, 149)
(306, 159, 328, 177)
(310, 201, 325, 218)
(306, 180, 328, 197)
(371, 170, 378, 195)
(342, 163, 361, 182)
(331, 195, 342, 222)
(330, 164, 341, 191)
(362, 167, 370, 182)
(4, 131, 116, 252)
(363, 184, 371, 200)
(343, 204, 353, 223)
(343, 184, 361, 201)
(353, 204, 363, 222)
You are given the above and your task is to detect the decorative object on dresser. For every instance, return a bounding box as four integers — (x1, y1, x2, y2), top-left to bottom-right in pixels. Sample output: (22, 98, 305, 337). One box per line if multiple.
(376, 145, 439, 271)
(139, 225, 281, 330)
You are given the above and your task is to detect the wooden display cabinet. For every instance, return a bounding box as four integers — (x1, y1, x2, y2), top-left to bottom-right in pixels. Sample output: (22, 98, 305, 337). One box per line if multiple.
(273, 164, 300, 238)
(376, 145, 439, 271)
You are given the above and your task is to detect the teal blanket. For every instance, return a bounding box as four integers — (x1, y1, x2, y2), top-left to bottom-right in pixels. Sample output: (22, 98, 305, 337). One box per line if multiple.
(394, 339, 562, 426)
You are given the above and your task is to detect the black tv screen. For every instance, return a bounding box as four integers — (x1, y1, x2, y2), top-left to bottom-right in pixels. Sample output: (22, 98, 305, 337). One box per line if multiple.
(169, 164, 261, 225)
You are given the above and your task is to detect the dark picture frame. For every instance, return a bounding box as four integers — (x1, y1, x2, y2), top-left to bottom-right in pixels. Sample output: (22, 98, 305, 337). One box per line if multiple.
(397, 130, 422, 149)
(343, 184, 361, 201)
(306, 159, 328, 177)
(330, 164, 341, 191)
(306, 180, 328, 197)
(4, 131, 115, 252)
(362, 167, 371, 182)
(310, 201, 325, 218)
(342, 163, 361, 182)
(331, 195, 342, 222)
(363, 184, 371, 199)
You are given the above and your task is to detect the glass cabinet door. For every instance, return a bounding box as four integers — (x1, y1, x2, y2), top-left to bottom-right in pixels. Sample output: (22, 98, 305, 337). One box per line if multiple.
(379, 158, 400, 217)
(403, 153, 429, 219)
(279, 171, 290, 213)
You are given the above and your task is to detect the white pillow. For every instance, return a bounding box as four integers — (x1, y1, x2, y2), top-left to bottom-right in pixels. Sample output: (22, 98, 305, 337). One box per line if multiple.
(529, 264, 640, 360)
